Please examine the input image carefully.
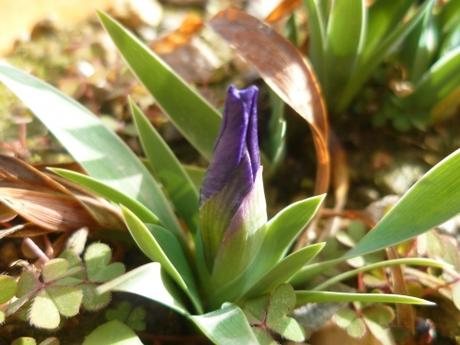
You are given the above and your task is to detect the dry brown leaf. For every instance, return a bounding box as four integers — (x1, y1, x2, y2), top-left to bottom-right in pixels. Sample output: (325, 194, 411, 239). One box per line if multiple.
(265, 0, 302, 24)
(0, 155, 124, 234)
(0, 187, 99, 231)
(209, 8, 330, 196)
(0, 203, 17, 223)
(152, 13, 204, 54)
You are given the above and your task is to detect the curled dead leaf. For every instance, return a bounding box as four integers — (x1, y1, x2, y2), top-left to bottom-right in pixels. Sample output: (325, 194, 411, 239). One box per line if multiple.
(209, 8, 330, 195)
(0, 155, 124, 234)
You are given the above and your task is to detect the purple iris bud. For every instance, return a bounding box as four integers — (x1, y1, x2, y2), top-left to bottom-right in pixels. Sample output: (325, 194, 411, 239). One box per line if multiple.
(199, 85, 267, 282)
(201, 84, 260, 206)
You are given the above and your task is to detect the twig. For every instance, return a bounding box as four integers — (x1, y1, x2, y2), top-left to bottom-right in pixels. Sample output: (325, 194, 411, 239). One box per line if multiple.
(23, 237, 49, 264)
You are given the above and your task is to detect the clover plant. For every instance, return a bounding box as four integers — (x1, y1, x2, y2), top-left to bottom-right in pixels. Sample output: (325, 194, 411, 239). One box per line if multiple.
(0, 239, 125, 331)
(1, 11, 460, 345)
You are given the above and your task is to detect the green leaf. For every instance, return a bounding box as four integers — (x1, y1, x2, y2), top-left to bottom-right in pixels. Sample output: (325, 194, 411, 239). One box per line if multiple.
(399, 1, 437, 83)
(183, 165, 206, 190)
(324, 0, 366, 109)
(266, 284, 305, 342)
(130, 101, 199, 231)
(190, 304, 259, 345)
(348, 148, 460, 258)
(303, 0, 327, 84)
(121, 206, 202, 313)
(295, 291, 434, 306)
(0, 62, 181, 235)
(42, 259, 69, 283)
(11, 338, 37, 345)
(336, 0, 432, 112)
(334, 308, 356, 329)
(246, 243, 324, 297)
(347, 318, 366, 338)
(97, 263, 188, 316)
(16, 271, 38, 298)
(401, 47, 460, 112)
(208, 195, 324, 305)
(313, 257, 443, 290)
(46, 286, 83, 317)
(84, 243, 125, 283)
(51, 168, 159, 224)
(0, 275, 17, 304)
(98, 11, 221, 160)
(364, 305, 395, 326)
(29, 290, 60, 329)
(83, 321, 143, 345)
(82, 285, 111, 311)
(364, 0, 415, 57)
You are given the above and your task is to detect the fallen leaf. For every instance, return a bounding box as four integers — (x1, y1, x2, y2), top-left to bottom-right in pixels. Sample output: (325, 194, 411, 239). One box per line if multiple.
(152, 13, 203, 54)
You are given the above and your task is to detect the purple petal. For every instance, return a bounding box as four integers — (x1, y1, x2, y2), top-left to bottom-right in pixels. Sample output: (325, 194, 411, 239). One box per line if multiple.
(201, 85, 260, 203)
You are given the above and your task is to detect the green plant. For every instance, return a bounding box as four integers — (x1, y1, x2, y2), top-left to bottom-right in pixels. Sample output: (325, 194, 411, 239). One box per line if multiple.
(303, 0, 460, 121)
(0, 240, 125, 330)
(1, 10, 460, 345)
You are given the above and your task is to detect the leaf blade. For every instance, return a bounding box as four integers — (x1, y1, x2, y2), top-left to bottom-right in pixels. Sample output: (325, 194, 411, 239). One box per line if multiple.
(98, 11, 221, 160)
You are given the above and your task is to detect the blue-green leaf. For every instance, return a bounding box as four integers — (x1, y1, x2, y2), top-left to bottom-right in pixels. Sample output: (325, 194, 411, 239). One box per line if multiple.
(98, 11, 221, 160)
(98, 263, 187, 316)
(130, 100, 199, 231)
(0, 61, 181, 235)
(324, 0, 366, 109)
(121, 207, 202, 313)
(51, 168, 159, 225)
(190, 304, 259, 345)
(246, 243, 324, 297)
(347, 148, 460, 258)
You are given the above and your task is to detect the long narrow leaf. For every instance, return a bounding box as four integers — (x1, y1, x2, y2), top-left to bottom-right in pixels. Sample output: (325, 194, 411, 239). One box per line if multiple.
(336, 0, 433, 112)
(0, 61, 181, 235)
(303, 0, 327, 82)
(313, 258, 444, 290)
(97, 263, 188, 316)
(190, 304, 259, 345)
(208, 195, 324, 305)
(51, 168, 159, 225)
(324, 0, 366, 110)
(246, 243, 324, 297)
(130, 101, 199, 231)
(98, 12, 221, 160)
(347, 148, 460, 258)
(402, 47, 460, 111)
(364, 0, 415, 57)
(295, 291, 434, 306)
(121, 206, 202, 313)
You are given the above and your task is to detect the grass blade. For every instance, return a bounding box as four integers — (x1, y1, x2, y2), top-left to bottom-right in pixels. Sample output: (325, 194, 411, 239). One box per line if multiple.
(98, 11, 221, 160)
(0, 61, 181, 235)
(130, 100, 199, 231)
(295, 291, 434, 306)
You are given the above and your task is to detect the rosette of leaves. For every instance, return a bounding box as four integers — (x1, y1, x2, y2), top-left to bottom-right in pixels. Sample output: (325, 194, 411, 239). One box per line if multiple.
(377, 0, 460, 129)
(1, 10, 460, 345)
(303, 0, 460, 121)
(1, 243, 124, 330)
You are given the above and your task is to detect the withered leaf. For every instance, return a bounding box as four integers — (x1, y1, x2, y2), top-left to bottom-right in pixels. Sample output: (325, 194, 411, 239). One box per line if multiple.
(209, 8, 330, 195)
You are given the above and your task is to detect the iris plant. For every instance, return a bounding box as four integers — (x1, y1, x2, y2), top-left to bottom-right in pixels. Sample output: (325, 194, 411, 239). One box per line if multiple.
(200, 85, 266, 287)
(3, 11, 458, 344)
